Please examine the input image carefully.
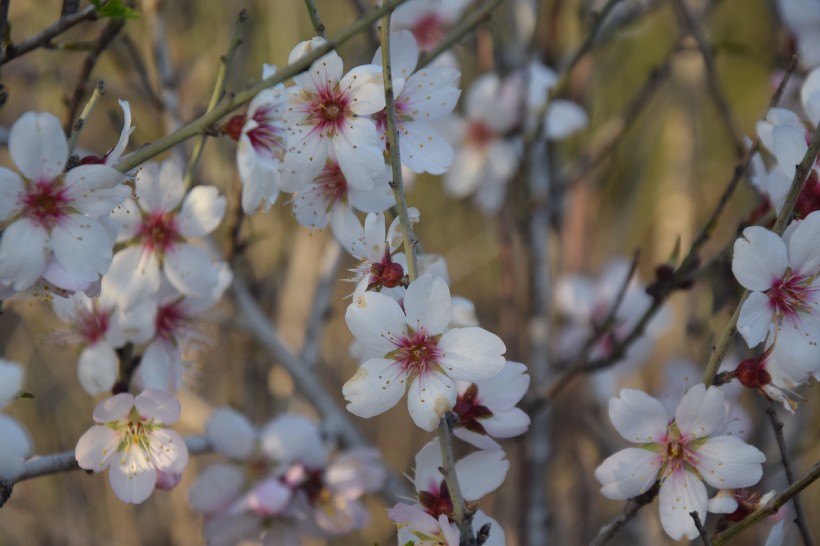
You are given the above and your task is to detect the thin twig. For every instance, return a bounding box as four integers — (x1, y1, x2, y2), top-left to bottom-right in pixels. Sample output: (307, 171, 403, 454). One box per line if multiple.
(590, 481, 660, 546)
(183, 9, 248, 189)
(303, 0, 326, 37)
(114, 0, 412, 174)
(712, 461, 820, 545)
(66, 80, 104, 154)
(691, 511, 713, 546)
(0, 2, 101, 65)
(669, 0, 744, 157)
(438, 413, 474, 545)
(766, 403, 814, 546)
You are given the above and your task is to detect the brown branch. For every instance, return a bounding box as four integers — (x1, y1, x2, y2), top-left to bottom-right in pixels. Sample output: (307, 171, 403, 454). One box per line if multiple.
(590, 481, 660, 546)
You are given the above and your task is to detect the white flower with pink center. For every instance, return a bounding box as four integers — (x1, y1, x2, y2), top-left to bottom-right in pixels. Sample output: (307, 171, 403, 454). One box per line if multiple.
(732, 212, 820, 384)
(224, 64, 289, 214)
(444, 73, 522, 214)
(0, 360, 32, 480)
(283, 38, 386, 191)
(106, 160, 227, 309)
(0, 112, 129, 292)
(51, 285, 154, 395)
(342, 274, 506, 431)
(595, 385, 766, 541)
(291, 148, 394, 237)
(391, 0, 473, 52)
(372, 30, 461, 175)
(75, 389, 188, 504)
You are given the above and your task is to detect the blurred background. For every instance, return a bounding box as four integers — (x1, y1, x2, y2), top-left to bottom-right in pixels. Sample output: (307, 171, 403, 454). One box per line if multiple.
(0, 0, 817, 544)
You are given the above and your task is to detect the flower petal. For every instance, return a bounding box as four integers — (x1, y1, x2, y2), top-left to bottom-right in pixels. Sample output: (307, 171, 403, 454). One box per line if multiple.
(737, 291, 774, 348)
(75, 424, 120, 471)
(9, 112, 67, 182)
(675, 384, 727, 440)
(135, 389, 181, 425)
(0, 359, 24, 406)
(695, 435, 765, 489)
(164, 243, 220, 299)
(77, 343, 118, 395)
(342, 358, 407, 419)
(732, 226, 788, 292)
(405, 275, 451, 335)
(608, 389, 669, 443)
(206, 407, 257, 460)
(437, 327, 506, 382)
(0, 218, 48, 290)
(93, 392, 135, 422)
(345, 291, 407, 355)
(595, 447, 661, 500)
(189, 463, 245, 516)
(0, 167, 24, 222)
(177, 185, 226, 238)
(456, 449, 509, 500)
(108, 449, 157, 504)
(406, 371, 457, 431)
(658, 470, 707, 541)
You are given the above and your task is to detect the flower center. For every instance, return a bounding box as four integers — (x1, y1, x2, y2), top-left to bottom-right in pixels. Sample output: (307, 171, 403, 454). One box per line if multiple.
(392, 330, 442, 377)
(248, 106, 287, 159)
(316, 161, 349, 205)
(411, 13, 447, 51)
(767, 271, 816, 319)
(120, 416, 150, 452)
(734, 357, 772, 389)
(419, 480, 454, 519)
(76, 304, 110, 344)
(309, 88, 351, 138)
(22, 180, 70, 228)
(138, 210, 180, 255)
(452, 383, 494, 435)
(155, 301, 187, 341)
(466, 121, 495, 147)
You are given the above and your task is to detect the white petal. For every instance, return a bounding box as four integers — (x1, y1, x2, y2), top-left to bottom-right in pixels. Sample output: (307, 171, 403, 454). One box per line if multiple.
(206, 408, 257, 459)
(9, 112, 67, 181)
(108, 450, 157, 504)
(0, 167, 24, 221)
(453, 427, 502, 450)
(404, 275, 451, 335)
(341, 65, 386, 116)
(289, 39, 342, 91)
(802, 68, 820, 127)
(345, 290, 407, 354)
(406, 371, 457, 431)
(480, 408, 531, 439)
(284, 122, 330, 185)
(401, 67, 461, 120)
(0, 359, 24, 405)
(332, 118, 384, 190)
(675, 384, 727, 440)
(63, 165, 129, 215)
(732, 226, 788, 291)
(164, 243, 220, 299)
(178, 186, 226, 238)
(608, 389, 669, 443)
(259, 414, 325, 468)
(138, 339, 181, 392)
(595, 447, 661, 500)
(437, 327, 506, 382)
(773, 125, 808, 175)
(0, 219, 48, 290)
(50, 215, 114, 281)
(342, 358, 408, 418)
(77, 343, 118, 395)
(545, 100, 588, 139)
(694, 435, 765, 489)
(399, 121, 454, 174)
(372, 29, 419, 78)
(135, 389, 181, 424)
(658, 470, 707, 541)
(146, 428, 188, 473)
(135, 161, 184, 212)
(473, 360, 530, 409)
(737, 291, 774, 348)
(189, 463, 245, 516)
(74, 424, 119, 471)
(93, 392, 134, 422)
(104, 99, 134, 165)
(788, 210, 820, 274)
(104, 246, 161, 309)
(707, 489, 738, 513)
(455, 449, 508, 500)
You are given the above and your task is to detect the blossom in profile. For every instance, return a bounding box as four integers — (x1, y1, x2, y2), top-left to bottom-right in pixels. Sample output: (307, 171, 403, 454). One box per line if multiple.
(75, 390, 189, 504)
(595, 385, 766, 540)
(0, 112, 128, 292)
(0, 360, 32, 480)
(342, 275, 506, 431)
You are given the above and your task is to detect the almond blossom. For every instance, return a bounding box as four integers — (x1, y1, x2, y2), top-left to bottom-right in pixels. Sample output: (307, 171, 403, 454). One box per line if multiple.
(225, 64, 289, 214)
(75, 389, 189, 504)
(106, 160, 227, 309)
(343, 274, 506, 431)
(0, 112, 128, 292)
(391, 0, 473, 52)
(595, 385, 766, 540)
(732, 212, 820, 385)
(0, 359, 32, 480)
(283, 38, 386, 190)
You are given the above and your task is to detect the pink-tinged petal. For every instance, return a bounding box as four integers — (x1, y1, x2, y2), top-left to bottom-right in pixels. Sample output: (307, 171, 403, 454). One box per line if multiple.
(595, 447, 661, 500)
(372, 29, 419, 78)
(788, 210, 820, 274)
(658, 470, 707, 541)
(437, 327, 506, 382)
(245, 478, 292, 516)
(77, 343, 118, 395)
(93, 392, 135, 422)
(472, 360, 530, 409)
(135, 389, 181, 424)
(738, 291, 774, 348)
(9, 112, 67, 182)
(0, 167, 24, 221)
(155, 470, 182, 491)
(260, 414, 326, 468)
(104, 246, 161, 309)
(406, 371, 457, 431)
(164, 243, 220, 299)
(345, 291, 407, 354)
(695, 436, 765, 489)
(675, 384, 727, 440)
(609, 389, 669, 444)
(545, 100, 588, 139)
(206, 407, 257, 460)
(288, 38, 342, 92)
(50, 215, 114, 281)
(480, 408, 531, 438)
(732, 226, 788, 291)
(188, 463, 244, 516)
(343, 358, 408, 419)
(0, 218, 48, 290)
(146, 428, 188, 473)
(453, 427, 502, 450)
(332, 119, 384, 190)
(178, 185, 226, 238)
(63, 165, 129, 215)
(400, 121, 454, 175)
(0, 415, 30, 478)
(108, 449, 157, 504)
(390, 502, 440, 535)
(405, 275, 451, 335)
(135, 161, 185, 213)
(456, 449, 508, 500)
(707, 489, 738, 513)
(75, 424, 120, 471)
(341, 65, 386, 116)
(765, 521, 785, 546)
(0, 359, 23, 405)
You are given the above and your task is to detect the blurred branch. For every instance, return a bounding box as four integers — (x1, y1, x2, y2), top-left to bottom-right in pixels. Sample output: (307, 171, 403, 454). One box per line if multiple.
(119, 33, 164, 109)
(184, 9, 248, 189)
(712, 461, 820, 545)
(114, 0, 412, 174)
(0, 436, 210, 509)
(0, 2, 101, 65)
(300, 238, 344, 368)
(766, 403, 814, 546)
(670, 0, 744, 157)
(231, 276, 412, 502)
(590, 481, 660, 546)
(691, 511, 713, 546)
(303, 0, 326, 37)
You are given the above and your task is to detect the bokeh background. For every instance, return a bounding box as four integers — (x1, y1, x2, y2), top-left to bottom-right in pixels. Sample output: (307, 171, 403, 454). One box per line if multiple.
(0, 0, 817, 545)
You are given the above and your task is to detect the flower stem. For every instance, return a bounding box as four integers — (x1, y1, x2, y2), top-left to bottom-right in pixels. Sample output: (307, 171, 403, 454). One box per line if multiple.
(303, 0, 326, 37)
(437, 412, 475, 545)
